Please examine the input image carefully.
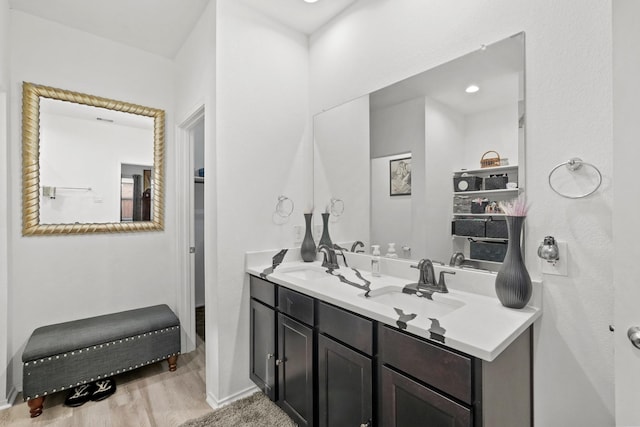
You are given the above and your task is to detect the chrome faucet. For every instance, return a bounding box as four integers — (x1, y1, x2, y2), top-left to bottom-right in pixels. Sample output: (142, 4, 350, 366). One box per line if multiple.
(350, 241, 365, 253)
(318, 245, 340, 269)
(449, 252, 465, 267)
(410, 259, 455, 294)
(332, 244, 349, 267)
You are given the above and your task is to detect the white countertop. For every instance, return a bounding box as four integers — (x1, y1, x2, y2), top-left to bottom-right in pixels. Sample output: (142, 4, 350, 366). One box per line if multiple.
(246, 249, 541, 362)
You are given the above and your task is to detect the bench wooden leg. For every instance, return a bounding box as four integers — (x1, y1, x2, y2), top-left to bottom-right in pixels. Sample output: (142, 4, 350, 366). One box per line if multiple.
(168, 355, 178, 372)
(28, 396, 45, 418)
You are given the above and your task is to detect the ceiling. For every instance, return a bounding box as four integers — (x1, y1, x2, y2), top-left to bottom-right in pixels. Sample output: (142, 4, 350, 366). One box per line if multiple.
(238, 0, 359, 35)
(371, 33, 524, 115)
(8, 0, 359, 59)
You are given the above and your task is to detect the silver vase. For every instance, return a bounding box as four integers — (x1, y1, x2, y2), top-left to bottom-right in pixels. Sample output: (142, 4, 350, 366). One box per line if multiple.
(495, 216, 532, 309)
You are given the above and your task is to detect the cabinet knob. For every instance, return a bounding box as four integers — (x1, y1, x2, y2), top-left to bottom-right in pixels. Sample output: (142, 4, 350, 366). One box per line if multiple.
(266, 353, 274, 359)
(360, 420, 372, 427)
(275, 359, 284, 366)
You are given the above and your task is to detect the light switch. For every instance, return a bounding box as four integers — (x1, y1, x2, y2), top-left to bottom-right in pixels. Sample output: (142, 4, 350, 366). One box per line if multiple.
(541, 241, 568, 276)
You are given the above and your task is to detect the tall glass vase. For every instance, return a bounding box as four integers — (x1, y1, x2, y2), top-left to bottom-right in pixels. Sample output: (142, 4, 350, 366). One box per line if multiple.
(319, 213, 333, 248)
(301, 213, 316, 262)
(495, 216, 532, 309)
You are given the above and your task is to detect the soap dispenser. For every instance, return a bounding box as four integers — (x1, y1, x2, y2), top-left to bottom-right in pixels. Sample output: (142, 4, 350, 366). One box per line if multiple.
(386, 243, 398, 258)
(371, 245, 381, 277)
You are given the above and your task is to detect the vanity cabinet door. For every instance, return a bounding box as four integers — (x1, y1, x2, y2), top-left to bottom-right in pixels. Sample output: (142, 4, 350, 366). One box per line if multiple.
(277, 313, 314, 427)
(318, 334, 372, 427)
(380, 366, 471, 427)
(249, 299, 277, 400)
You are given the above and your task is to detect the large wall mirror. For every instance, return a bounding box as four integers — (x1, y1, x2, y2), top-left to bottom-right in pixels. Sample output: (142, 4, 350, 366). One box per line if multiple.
(314, 32, 525, 270)
(22, 82, 165, 235)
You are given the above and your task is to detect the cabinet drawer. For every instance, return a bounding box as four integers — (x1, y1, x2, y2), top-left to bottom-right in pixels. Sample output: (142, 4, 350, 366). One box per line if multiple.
(250, 275, 276, 308)
(379, 325, 476, 404)
(380, 365, 471, 427)
(278, 287, 314, 326)
(317, 301, 373, 356)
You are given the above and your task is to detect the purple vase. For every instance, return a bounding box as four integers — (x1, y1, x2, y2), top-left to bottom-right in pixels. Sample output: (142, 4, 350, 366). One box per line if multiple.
(495, 216, 532, 309)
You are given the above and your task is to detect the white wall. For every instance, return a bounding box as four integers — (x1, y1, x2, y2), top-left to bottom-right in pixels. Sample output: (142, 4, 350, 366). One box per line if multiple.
(314, 95, 370, 248)
(0, 0, 8, 92)
(371, 153, 411, 253)
(370, 97, 424, 257)
(173, 0, 217, 393)
(462, 103, 519, 169)
(213, 0, 310, 402)
(423, 97, 465, 263)
(310, 1, 614, 426)
(0, 0, 9, 407)
(613, 1, 640, 424)
(39, 113, 153, 223)
(8, 11, 178, 393)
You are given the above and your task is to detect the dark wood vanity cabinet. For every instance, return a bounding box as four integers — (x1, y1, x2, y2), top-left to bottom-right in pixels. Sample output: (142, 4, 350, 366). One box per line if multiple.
(249, 275, 531, 427)
(378, 324, 531, 427)
(277, 313, 314, 426)
(249, 277, 277, 400)
(317, 301, 374, 427)
(249, 298, 276, 400)
(250, 276, 315, 426)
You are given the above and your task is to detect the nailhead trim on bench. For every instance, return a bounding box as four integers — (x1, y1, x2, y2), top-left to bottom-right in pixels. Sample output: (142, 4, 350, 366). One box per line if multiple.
(24, 325, 180, 400)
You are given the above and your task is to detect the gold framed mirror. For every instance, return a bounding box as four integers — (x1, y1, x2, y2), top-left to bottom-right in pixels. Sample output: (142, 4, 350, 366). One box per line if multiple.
(22, 82, 166, 235)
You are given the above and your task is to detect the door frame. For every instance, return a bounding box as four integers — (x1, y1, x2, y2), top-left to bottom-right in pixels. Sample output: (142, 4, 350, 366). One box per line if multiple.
(176, 105, 205, 354)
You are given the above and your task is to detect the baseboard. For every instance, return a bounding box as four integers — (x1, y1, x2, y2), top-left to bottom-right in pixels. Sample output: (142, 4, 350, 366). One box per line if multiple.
(0, 386, 18, 411)
(206, 385, 260, 410)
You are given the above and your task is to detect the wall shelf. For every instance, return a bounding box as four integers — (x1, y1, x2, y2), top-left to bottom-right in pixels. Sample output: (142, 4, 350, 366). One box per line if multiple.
(453, 165, 518, 175)
(452, 235, 508, 242)
(453, 188, 518, 196)
(452, 213, 506, 217)
(452, 164, 519, 268)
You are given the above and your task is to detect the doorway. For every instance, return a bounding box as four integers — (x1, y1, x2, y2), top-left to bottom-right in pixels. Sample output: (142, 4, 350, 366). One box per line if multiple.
(192, 117, 205, 346)
(176, 106, 205, 354)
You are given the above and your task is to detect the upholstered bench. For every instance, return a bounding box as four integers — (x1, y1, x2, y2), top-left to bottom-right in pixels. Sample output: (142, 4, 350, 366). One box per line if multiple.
(22, 304, 181, 417)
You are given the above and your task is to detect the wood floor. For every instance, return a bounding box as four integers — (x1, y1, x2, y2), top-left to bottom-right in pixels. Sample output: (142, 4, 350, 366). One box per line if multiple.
(0, 337, 211, 427)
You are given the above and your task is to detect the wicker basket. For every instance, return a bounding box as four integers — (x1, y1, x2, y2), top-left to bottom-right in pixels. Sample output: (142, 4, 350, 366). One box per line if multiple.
(480, 151, 501, 168)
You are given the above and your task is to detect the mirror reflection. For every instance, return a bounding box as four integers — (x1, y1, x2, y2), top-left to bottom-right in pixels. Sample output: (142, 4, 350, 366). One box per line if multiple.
(313, 33, 525, 270)
(22, 82, 165, 235)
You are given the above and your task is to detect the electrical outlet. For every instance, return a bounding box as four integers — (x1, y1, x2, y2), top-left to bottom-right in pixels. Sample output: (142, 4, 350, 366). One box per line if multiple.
(293, 225, 304, 244)
(541, 241, 568, 276)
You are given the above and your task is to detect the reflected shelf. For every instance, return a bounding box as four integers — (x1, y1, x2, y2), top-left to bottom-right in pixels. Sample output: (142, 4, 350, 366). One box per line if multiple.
(452, 213, 506, 217)
(453, 188, 519, 196)
(453, 165, 518, 175)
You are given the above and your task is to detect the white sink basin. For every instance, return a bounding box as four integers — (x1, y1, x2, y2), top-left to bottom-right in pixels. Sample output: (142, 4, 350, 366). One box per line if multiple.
(363, 286, 465, 318)
(277, 265, 331, 281)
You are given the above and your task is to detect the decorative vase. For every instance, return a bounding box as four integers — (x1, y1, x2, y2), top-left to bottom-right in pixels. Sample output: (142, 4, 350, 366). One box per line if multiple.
(319, 213, 333, 248)
(301, 213, 316, 262)
(495, 216, 532, 309)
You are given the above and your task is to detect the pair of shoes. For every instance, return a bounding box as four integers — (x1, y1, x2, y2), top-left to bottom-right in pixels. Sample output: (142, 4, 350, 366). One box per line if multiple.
(64, 378, 117, 407)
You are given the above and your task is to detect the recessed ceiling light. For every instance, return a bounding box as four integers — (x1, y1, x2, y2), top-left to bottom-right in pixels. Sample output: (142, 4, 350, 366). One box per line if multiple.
(303, 0, 319, 3)
(465, 85, 480, 94)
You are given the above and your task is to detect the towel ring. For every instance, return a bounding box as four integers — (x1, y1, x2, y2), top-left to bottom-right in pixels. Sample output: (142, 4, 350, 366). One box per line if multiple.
(548, 157, 602, 199)
(274, 195, 294, 218)
(330, 198, 344, 217)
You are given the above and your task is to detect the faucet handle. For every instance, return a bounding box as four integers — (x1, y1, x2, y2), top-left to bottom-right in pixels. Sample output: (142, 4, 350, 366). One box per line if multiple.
(437, 270, 456, 291)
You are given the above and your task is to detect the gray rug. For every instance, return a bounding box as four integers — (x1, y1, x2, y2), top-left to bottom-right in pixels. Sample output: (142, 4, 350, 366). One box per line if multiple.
(179, 392, 296, 427)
